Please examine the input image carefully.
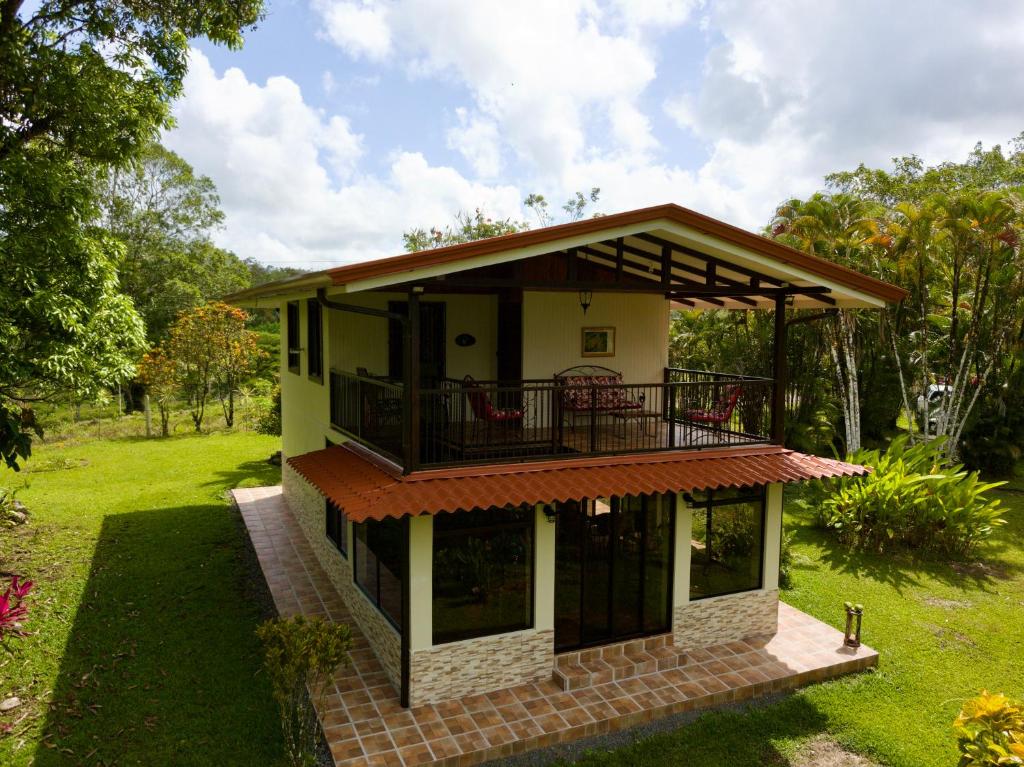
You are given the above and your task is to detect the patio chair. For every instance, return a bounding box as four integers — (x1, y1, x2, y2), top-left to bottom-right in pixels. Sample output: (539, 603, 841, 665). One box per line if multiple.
(463, 375, 523, 443)
(683, 384, 742, 440)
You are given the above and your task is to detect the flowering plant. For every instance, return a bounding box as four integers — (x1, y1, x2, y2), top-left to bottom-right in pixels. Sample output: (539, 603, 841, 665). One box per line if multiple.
(0, 576, 33, 639)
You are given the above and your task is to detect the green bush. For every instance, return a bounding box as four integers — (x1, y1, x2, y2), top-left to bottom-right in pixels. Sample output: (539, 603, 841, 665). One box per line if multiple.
(778, 530, 794, 589)
(954, 690, 1024, 766)
(255, 385, 282, 437)
(256, 616, 352, 767)
(800, 436, 1005, 557)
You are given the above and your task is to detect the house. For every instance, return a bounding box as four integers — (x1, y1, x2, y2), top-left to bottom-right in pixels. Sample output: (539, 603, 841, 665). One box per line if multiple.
(229, 203, 904, 764)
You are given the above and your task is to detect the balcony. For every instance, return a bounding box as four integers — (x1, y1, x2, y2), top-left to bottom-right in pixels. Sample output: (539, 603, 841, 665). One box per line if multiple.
(329, 367, 775, 472)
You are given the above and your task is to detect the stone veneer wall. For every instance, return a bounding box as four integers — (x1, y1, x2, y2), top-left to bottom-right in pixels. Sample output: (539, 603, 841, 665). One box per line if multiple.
(282, 463, 402, 691)
(673, 589, 779, 650)
(409, 628, 555, 706)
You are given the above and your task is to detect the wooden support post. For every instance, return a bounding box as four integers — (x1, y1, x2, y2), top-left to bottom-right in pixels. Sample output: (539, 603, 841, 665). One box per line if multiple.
(771, 293, 787, 444)
(403, 292, 421, 472)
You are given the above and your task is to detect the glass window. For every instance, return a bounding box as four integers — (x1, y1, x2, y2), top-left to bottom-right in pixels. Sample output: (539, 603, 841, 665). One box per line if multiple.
(689, 487, 765, 600)
(433, 505, 534, 644)
(286, 301, 300, 373)
(326, 499, 347, 556)
(353, 517, 403, 629)
(306, 299, 323, 382)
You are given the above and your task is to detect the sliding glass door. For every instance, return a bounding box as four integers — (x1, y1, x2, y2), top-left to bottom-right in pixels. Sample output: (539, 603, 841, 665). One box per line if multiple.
(554, 493, 673, 652)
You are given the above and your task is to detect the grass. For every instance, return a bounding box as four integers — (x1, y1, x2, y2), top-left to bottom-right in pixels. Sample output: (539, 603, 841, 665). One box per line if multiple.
(2, 430, 1022, 766)
(0, 430, 284, 766)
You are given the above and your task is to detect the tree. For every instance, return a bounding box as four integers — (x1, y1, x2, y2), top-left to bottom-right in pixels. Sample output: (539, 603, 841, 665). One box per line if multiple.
(99, 142, 252, 340)
(137, 345, 176, 437)
(403, 189, 602, 252)
(0, 0, 263, 468)
(770, 194, 889, 452)
(164, 302, 263, 431)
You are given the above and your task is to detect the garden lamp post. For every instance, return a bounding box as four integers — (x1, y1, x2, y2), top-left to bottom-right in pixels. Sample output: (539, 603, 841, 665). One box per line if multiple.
(843, 602, 863, 648)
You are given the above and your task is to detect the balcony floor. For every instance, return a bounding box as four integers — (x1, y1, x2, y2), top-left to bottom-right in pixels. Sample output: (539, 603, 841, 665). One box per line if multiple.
(234, 486, 877, 767)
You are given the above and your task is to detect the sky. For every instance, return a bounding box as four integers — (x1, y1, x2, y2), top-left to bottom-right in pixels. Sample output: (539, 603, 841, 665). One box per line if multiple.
(162, 0, 1024, 269)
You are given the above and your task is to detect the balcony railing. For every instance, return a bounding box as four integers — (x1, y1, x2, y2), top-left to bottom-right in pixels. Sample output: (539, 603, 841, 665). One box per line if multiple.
(330, 368, 774, 471)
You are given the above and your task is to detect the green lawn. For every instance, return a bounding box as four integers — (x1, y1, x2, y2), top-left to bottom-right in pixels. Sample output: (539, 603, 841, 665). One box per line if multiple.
(2, 431, 1022, 766)
(0, 431, 284, 766)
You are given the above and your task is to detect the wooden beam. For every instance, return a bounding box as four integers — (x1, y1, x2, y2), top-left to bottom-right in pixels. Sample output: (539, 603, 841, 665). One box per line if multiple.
(615, 237, 624, 283)
(771, 293, 787, 444)
(584, 244, 757, 306)
(631, 232, 785, 286)
(580, 247, 731, 306)
(661, 245, 671, 290)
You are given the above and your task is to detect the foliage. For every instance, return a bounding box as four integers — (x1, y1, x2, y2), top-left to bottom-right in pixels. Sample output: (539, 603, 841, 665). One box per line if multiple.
(137, 345, 178, 437)
(778, 530, 794, 589)
(0, 575, 33, 641)
(804, 436, 1005, 556)
(254, 384, 283, 436)
(954, 691, 1024, 766)
(257, 616, 352, 767)
(403, 208, 528, 252)
(162, 302, 265, 431)
(0, 0, 263, 469)
(0, 486, 28, 527)
(403, 189, 602, 251)
(99, 142, 253, 341)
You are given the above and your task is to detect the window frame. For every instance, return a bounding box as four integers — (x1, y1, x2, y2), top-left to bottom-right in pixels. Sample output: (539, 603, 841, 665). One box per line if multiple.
(306, 298, 323, 384)
(286, 301, 301, 375)
(686, 486, 767, 601)
(352, 518, 404, 631)
(431, 505, 536, 645)
(325, 498, 347, 557)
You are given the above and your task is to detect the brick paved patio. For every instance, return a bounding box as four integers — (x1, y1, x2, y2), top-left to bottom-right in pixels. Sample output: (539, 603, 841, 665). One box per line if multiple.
(234, 486, 877, 767)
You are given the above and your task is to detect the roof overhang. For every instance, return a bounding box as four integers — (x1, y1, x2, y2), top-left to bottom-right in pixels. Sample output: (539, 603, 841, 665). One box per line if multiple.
(287, 442, 869, 522)
(225, 203, 907, 311)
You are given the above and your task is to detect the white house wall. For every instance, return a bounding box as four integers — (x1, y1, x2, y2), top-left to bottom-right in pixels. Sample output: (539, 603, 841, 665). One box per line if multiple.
(521, 291, 669, 383)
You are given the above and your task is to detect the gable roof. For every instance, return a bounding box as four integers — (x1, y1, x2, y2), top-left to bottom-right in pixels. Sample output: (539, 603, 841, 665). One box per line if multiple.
(227, 203, 907, 309)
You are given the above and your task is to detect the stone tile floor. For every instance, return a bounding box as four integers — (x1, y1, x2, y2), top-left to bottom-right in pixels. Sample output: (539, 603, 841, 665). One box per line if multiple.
(234, 486, 878, 767)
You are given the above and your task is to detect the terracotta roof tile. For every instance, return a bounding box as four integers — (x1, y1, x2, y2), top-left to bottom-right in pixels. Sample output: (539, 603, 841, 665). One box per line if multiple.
(287, 444, 867, 522)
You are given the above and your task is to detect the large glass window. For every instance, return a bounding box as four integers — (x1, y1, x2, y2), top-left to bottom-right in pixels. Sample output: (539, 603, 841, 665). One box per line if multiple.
(432, 505, 534, 644)
(306, 299, 323, 382)
(286, 301, 300, 374)
(326, 499, 347, 556)
(688, 487, 765, 600)
(354, 518, 403, 629)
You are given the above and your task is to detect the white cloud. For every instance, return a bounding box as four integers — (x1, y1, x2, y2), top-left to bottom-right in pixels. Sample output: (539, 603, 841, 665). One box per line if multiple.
(446, 108, 502, 178)
(312, 0, 692, 180)
(313, 0, 392, 61)
(165, 50, 521, 268)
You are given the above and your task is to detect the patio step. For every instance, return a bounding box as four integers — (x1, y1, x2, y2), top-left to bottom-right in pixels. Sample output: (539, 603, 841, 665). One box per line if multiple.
(552, 634, 688, 691)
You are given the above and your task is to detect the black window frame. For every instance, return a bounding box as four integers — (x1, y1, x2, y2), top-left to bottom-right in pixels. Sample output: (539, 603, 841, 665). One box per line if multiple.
(326, 498, 347, 557)
(353, 518, 404, 630)
(306, 299, 323, 383)
(686, 486, 767, 601)
(432, 505, 535, 645)
(286, 301, 301, 374)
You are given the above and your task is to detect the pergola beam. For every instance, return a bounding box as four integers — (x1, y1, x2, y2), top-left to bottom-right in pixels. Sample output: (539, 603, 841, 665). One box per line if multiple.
(631, 232, 785, 287)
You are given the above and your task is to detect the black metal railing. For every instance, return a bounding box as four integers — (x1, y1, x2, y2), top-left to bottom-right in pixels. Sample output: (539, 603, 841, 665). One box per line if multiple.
(329, 370, 404, 464)
(330, 368, 775, 470)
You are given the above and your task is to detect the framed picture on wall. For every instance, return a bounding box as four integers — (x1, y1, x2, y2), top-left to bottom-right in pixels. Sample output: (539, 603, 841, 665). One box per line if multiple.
(581, 327, 615, 357)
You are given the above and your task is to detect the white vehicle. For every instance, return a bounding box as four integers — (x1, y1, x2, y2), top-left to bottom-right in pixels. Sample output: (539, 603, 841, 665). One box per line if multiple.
(916, 383, 953, 433)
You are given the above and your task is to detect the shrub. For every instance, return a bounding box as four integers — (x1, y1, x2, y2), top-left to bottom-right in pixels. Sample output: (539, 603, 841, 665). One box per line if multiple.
(801, 436, 1005, 557)
(255, 385, 282, 437)
(954, 690, 1024, 766)
(0, 487, 28, 527)
(778, 531, 795, 589)
(256, 616, 352, 767)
